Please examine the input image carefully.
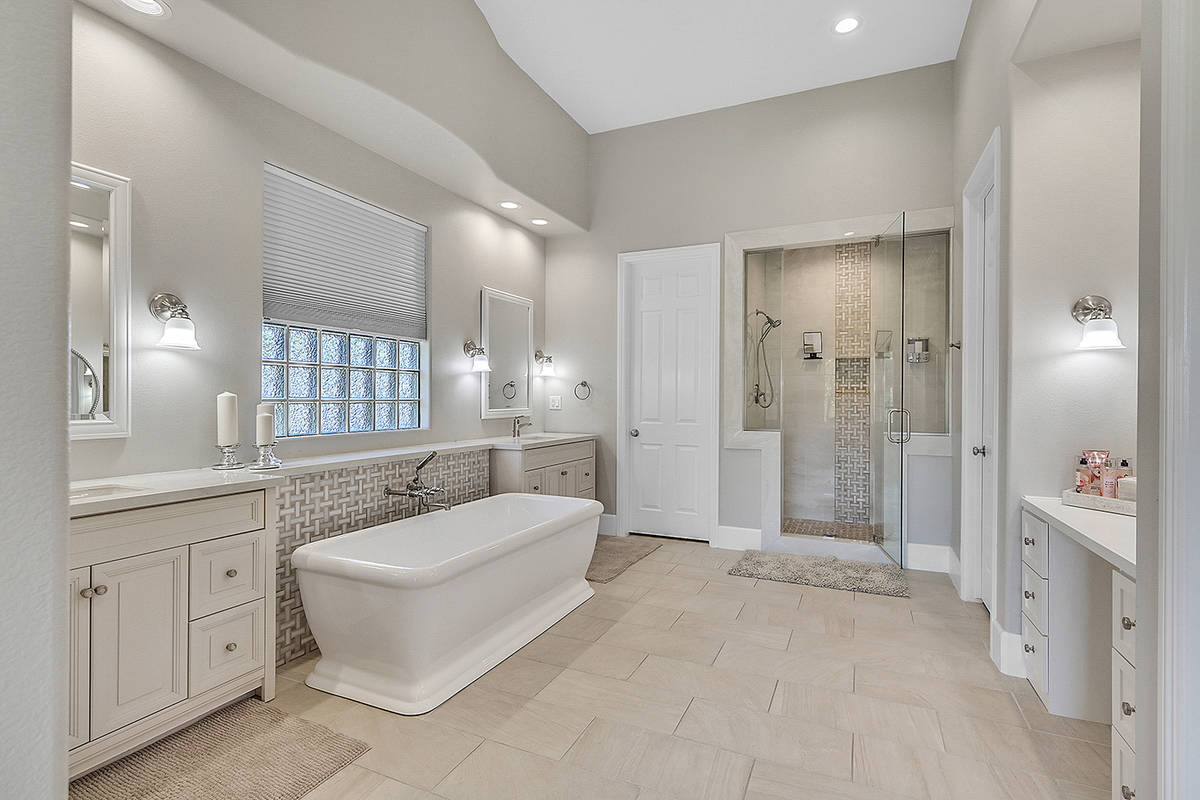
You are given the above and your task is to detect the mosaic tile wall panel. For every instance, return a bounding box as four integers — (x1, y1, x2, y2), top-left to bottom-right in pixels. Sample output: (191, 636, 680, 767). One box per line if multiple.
(275, 449, 490, 665)
(834, 241, 873, 526)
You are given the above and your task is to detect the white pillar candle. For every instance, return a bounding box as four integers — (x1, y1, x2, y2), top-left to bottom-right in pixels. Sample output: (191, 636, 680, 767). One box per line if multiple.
(256, 402, 275, 418)
(216, 392, 239, 446)
(255, 413, 275, 446)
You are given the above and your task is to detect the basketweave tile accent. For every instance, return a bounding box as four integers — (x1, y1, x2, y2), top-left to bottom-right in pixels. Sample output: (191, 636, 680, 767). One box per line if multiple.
(834, 242, 872, 358)
(834, 358, 871, 525)
(274, 449, 490, 665)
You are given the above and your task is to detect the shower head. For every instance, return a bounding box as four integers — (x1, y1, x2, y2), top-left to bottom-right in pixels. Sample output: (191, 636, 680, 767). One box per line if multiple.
(756, 310, 782, 328)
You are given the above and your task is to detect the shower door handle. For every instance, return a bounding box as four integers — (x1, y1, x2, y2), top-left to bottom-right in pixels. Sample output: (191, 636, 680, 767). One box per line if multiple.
(900, 408, 912, 443)
(887, 408, 912, 445)
(887, 408, 902, 444)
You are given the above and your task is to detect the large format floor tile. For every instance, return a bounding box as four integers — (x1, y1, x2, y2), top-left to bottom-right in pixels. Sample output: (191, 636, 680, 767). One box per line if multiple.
(291, 535, 1111, 800)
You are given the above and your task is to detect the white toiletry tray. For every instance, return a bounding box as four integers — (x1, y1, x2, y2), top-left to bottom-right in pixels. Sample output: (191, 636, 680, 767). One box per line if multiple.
(1061, 490, 1136, 517)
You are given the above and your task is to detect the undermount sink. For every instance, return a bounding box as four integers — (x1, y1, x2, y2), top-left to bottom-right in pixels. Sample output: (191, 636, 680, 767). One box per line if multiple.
(69, 484, 149, 501)
(515, 434, 556, 442)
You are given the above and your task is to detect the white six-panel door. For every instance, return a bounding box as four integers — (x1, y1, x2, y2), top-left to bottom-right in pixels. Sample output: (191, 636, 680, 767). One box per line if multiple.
(618, 244, 719, 541)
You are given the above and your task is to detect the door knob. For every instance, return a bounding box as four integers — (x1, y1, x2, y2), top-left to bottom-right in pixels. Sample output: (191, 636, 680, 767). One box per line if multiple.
(1023, 643, 1035, 653)
(1024, 590, 1035, 599)
(1122, 786, 1135, 799)
(1122, 616, 1136, 630)
(630, 429, 639, 437)
(972, 445, 988, 456)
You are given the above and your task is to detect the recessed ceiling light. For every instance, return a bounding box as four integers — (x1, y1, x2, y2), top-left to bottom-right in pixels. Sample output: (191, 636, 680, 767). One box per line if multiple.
(843, 231, 856, 237)
(834, 17, 860, 34)
(115, 0, 171, 17)
(530, 218, 549, 226)
(70, 180, 90, 190)
(498, 201, 521, 210)
(70, 220, 90, 229)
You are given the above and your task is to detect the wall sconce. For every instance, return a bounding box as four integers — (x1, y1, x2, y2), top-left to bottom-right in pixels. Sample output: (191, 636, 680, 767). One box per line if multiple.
(534, 349, 556, 377)
(463, 339, 491, 372)
(1072, 295, 1126, 350)
(149, 292, 201, 350)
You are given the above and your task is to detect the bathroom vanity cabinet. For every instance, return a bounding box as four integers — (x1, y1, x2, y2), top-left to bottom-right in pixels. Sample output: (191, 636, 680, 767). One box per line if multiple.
(67, 480, 279, 779)
(490, 436, 596, 500)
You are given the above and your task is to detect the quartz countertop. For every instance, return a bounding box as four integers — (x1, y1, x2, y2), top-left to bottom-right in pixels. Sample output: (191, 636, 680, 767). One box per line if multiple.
(70, 432, 597, 517)
(1021, 495, 1136, 577)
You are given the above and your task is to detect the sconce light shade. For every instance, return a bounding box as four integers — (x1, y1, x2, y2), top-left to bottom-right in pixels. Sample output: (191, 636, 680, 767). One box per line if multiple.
(150, 292, 201, 350)
(534, 349, 555, 377)
(464, 339, 491, 372)
(1072, 294, 1126, 351)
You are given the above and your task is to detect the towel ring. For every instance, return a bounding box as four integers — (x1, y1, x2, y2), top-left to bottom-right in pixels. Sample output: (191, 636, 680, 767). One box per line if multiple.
(574, 380, 591, 401)
(502, 380, 517, 400)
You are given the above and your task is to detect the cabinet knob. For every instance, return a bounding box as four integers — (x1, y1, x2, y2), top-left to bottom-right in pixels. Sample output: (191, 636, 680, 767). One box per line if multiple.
(584, 472, 590, 477)
(561, 470, 569, 476)
(1023, 537, 1035, 546)
(225, 642, 238, 652)
(93, 584, 108, 596)
(226, 568, 238, 578)
(1024, 590, 1035, 600)
(1023, 643, 1035, 654)
(1122, 616, 1136, 630)
(79, 587, 95, 599)
(1122, 701, 1136, 716)
(533, 485, 540, 491)
(1121, 786, 1135, 799)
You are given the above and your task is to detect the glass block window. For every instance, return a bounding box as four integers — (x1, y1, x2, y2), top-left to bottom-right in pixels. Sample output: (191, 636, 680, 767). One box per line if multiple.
(262, 321, 422, 437)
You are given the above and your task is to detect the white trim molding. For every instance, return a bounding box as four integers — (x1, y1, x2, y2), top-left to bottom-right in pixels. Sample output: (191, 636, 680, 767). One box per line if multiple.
(1158, 1, 1200, 795)
(905, 544, 951, 574)
(990, 619, 1027, 679)
(597, 513, 617, 536)
(711, 525, 761, 551)
(947, 546, 963, 595)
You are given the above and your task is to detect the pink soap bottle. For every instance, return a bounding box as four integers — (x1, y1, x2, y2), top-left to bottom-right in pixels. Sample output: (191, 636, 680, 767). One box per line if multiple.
(1075, 457, 1091, 494)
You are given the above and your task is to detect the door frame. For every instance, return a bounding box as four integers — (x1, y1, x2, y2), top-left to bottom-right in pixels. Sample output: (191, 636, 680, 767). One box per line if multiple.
(616, 243, 721, 541)
(959, 127, 1002, 614)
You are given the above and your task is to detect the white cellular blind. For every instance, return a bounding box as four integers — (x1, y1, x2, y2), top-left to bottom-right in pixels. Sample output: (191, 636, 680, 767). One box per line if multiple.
(262, 163, 428, 340)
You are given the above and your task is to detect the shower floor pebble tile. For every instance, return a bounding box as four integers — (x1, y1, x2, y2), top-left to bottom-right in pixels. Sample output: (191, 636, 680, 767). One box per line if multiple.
(290, 535, 1108, 800)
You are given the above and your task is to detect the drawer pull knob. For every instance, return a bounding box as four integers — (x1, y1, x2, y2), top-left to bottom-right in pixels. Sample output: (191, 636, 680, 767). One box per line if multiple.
(561, 470, 569, 476)
(533, 485, 540, 491)
(1122, 616, 1136, 630)
(1023, 537, 1035, 546)
(226, 568, 238, 578)
(93, 584, 108, 596)
(1122, 701, 1136, 716)
(79, 587, 95, 599)
(584, 472, 590, 477)
(225, 642, 238, 652)
(1122, 786, 1135, 799)
(1023, 643, 1036, 654)
(1024, 590, 1035, 600)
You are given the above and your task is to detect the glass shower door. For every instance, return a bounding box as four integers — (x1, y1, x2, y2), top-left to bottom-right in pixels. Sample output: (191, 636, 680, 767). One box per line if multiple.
(873, 213, 905, 565)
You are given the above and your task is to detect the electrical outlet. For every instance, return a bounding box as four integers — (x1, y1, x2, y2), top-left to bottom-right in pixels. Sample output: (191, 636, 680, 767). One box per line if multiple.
(548, 395, 562, 410)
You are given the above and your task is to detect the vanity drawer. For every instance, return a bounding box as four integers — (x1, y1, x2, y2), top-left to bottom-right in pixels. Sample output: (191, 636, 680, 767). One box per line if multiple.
(189, 530, 267, 620)
(1021, 614, 1049, 699)
(188, 600, 266, 695)
(1021, 511, 1050, 578)
(1021, 562, 1049, 635)
(575, 458, 595, 492)
(1112, 570, 1137, 666)
(578, 487, 596, 499)
(524, 440, 594, 471)
(1113, 726, 1136, 800)
(1112, 649, 1136, 750)
(523, 468, 545, 494)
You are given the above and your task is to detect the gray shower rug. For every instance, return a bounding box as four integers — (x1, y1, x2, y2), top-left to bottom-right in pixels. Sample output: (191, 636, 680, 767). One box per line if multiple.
(728, 551, 910, 597)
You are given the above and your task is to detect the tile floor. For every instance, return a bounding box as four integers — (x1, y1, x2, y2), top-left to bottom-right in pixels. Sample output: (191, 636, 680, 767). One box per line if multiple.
(279, 536, 1110, 800)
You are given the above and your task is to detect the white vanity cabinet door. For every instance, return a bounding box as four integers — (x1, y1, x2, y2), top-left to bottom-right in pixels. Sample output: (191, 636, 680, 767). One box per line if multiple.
(523, 468, 545, 494)
(1021, 511, 1050, 578)
(90, 546, 189, 739)
(1112, 649, 1136, 751)
(544, 463, 578, 497)
(1112, 571, 1136, 666)
(1112, 727, 1136, 800)
(575, 459, 595, 493)
(67, 567, 91, 750)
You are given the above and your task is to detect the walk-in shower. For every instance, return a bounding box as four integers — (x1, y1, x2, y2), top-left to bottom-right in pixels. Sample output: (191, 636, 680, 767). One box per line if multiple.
(744, 215, 950, 566)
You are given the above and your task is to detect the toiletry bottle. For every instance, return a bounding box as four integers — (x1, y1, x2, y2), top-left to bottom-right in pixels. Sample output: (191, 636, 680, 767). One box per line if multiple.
(1117, 458, 1133, 479)
(1075, 457, 1091, 494)
(1101, 466, 1119, 499)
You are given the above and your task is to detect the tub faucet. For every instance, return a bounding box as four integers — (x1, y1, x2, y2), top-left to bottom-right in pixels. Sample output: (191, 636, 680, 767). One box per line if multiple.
(384, 451, 452, 513)
(513, 415, 532, 438)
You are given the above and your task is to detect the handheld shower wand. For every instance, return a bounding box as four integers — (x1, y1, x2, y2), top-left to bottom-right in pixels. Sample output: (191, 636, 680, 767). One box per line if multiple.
(752, 310, 782, 408)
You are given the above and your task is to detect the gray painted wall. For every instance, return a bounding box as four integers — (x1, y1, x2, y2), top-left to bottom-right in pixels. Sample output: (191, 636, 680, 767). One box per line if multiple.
(545, 63, 957, 523)
(0, 0, 70, 793)
(71, 5, 550, 479)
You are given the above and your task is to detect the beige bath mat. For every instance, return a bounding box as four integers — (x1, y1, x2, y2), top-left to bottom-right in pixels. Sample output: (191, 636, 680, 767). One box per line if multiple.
(729, 551, 910, 597)
(586, 534, 662, 583)
(69, 698, 369, 800)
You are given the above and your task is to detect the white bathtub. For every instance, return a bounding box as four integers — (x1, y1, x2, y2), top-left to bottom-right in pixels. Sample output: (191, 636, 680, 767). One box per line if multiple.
(291, 493, 601, 714)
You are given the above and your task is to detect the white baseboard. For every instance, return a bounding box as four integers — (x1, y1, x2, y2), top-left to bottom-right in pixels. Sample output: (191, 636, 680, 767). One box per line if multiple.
(711, 525, 761, 551)
(947, 546, 963, 596)
(905, 543, 950, 573)
(597, 514, 617, 536)
(990, 618, 1027, 678)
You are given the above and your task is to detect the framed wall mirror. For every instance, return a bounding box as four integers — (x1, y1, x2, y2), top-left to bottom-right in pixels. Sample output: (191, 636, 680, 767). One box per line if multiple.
(69, 162, 131, 439)
(480, 286, 533, 419)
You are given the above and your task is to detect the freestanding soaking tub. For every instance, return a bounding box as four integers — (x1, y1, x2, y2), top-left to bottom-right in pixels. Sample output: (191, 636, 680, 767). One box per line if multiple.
(291, 493, 602, 714)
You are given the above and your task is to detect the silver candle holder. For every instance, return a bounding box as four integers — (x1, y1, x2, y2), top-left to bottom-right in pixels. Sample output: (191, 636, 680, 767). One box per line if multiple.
(248, 442, 282, 471)
(212, 444, 246, 471)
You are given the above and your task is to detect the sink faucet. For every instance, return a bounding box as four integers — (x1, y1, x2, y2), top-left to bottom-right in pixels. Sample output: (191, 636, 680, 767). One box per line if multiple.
(513, 415, 533, 438)
(384, 451, 451, 513)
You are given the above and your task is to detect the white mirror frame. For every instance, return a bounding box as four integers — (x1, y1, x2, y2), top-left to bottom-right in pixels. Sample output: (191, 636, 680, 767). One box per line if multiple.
(480, 286, 533, 420)
(70, 162, 131, 440)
